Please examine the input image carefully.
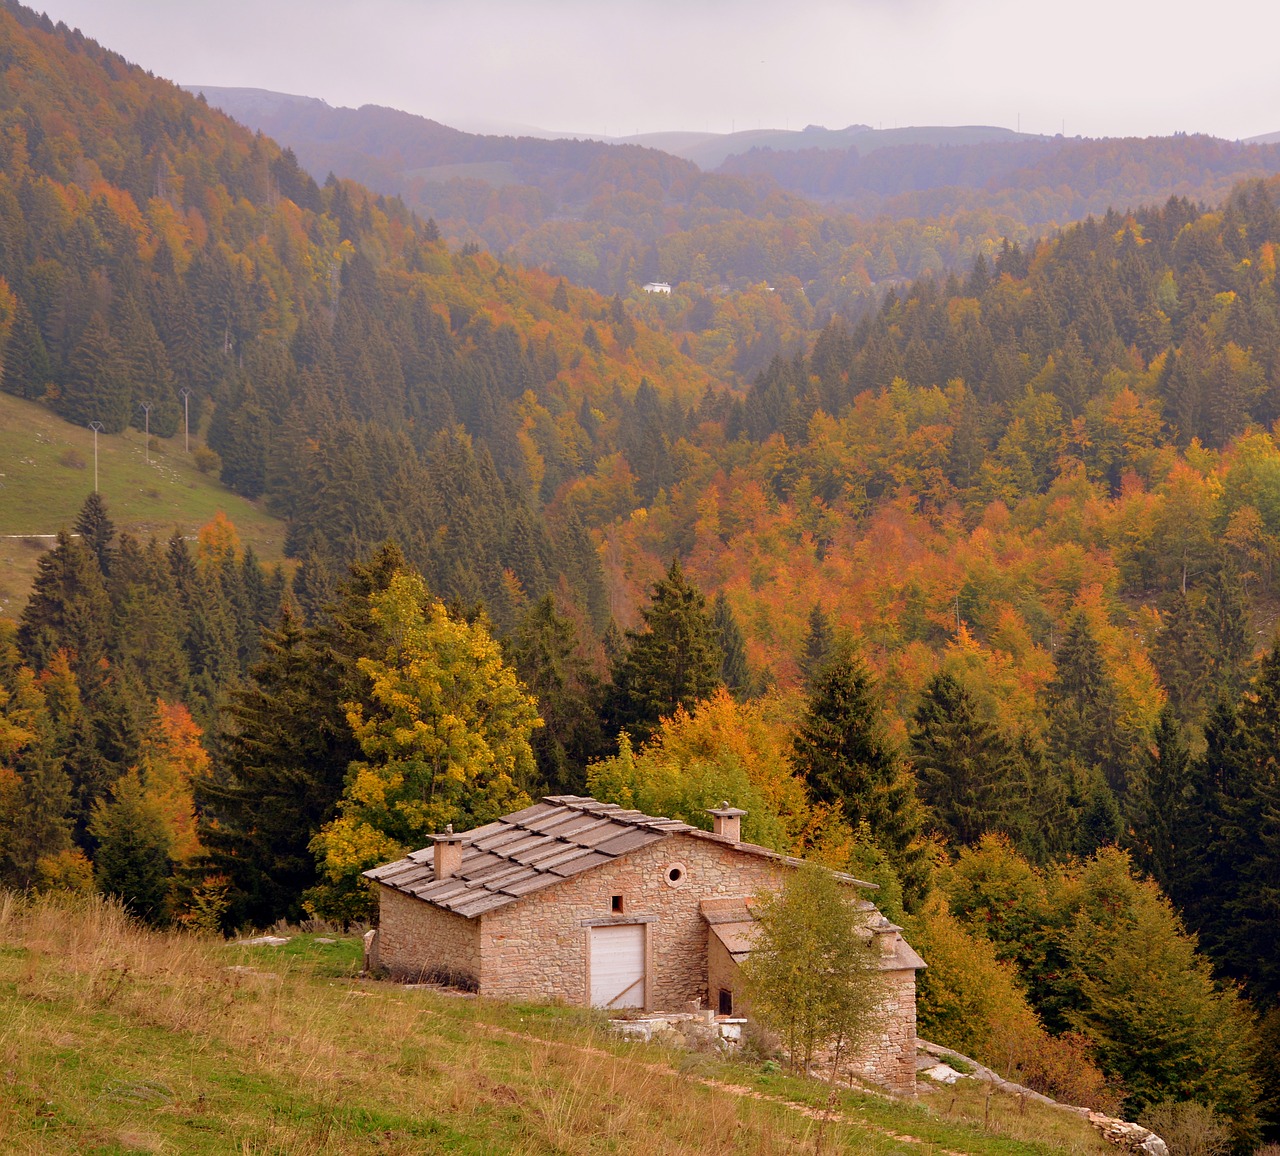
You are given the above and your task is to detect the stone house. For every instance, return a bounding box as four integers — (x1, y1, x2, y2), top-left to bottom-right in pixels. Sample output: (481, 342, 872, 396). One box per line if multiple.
(365, 794, 925, 1091)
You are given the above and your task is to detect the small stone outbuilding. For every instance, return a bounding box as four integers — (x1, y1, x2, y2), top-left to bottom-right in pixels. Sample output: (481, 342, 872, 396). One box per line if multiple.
(365, 794, 925, 1091)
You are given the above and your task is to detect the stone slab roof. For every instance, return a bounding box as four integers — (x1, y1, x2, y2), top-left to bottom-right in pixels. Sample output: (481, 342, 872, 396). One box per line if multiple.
(364, 794, 876, 918)
(700, 896, 925, 973)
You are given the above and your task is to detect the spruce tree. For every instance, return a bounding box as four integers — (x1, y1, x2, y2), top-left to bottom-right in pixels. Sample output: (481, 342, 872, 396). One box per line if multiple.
(792, 649, 928, 907)
(18, 530, 112, 683)
(197, 545, 403, 927)
(1202, 565, 1252, 701)
(1046, 613, 1132, 796)
(508, 595, 603, 795)
(910, 671, 1016, 847)
(108, 534, 188, 703)
(73, 491, 115, 577)
(1151, 590, 1209, 724)
(56, 315, 131, 432)
(5, 735, 74, 888)
(605, 558, 723, 742)
(799, 603, 836, 687)
(711, 591, 751, 698)
(1128, 706, 1193, 895)
(90, 770, 172, 925)
(3, 296, 51, 400)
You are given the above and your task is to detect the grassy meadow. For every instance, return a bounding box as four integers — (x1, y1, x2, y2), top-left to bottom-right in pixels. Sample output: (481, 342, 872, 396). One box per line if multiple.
(0, 892, 1110, 1155)
(0, 393, 288, 616)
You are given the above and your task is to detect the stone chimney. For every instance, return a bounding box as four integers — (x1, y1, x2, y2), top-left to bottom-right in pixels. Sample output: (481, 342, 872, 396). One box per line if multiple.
(431, 824, 467, 881)
(707, 801, 747, 843)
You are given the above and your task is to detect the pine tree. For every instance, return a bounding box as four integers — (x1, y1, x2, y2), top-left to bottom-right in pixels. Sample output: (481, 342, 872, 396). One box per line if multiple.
(792, 649, 928, 907)
(73, 491, 115, 577)
(1128, 707, 1193, 895)
(711, 591, 751, 698)
(605, 558, 723, 742)
(1046, 613, 1132, 796)
(799, 603, 836, 687)
(90, 769, 172, 925)
(508, 595, 603, 795)
(910, 671, 1016, 847)
(56, 314, 131, 432)
(18, 530, 112, 684)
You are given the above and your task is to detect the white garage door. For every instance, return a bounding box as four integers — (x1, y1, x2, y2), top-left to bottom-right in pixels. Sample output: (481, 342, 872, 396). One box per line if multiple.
(590, 924, 646, 1008)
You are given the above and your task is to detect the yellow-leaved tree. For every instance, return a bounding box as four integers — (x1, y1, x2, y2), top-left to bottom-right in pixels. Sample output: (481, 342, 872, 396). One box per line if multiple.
(587, 688, 813, 852)
(308, 572, 540, 921)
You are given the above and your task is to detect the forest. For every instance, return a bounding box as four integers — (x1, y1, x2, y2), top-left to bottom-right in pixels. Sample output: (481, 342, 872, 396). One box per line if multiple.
(0, 0, 1279, 1145)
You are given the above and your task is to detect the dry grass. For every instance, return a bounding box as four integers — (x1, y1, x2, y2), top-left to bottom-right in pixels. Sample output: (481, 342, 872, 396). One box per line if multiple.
(0, 891, 1104, 1154)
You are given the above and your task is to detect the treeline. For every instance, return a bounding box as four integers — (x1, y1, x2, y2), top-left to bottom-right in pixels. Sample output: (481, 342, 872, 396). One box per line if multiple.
(720, 133, 1280, 226)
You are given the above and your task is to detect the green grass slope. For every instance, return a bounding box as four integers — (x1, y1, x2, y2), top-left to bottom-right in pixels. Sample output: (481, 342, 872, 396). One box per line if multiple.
(0, 892, 1108, 1155)
(0, 394, 288, 618)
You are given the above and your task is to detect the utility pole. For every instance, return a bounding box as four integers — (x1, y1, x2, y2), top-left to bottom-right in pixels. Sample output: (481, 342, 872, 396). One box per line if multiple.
(89, 421, 104, 492)
(138, 403, 151, 465)
(179, 388, 192, 452)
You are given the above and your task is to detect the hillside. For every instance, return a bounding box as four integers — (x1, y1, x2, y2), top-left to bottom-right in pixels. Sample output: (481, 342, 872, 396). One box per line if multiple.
(0, 392, 286, 614)
(2, 3, 1280, 1140)
(0, 892, 1108, 1155)
(187, 85, 1280, 314)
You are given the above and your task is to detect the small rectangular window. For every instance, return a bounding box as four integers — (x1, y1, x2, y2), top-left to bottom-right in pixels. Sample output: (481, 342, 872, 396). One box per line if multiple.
(611, 895, 623, 913)
(718, 988, 733, 1016)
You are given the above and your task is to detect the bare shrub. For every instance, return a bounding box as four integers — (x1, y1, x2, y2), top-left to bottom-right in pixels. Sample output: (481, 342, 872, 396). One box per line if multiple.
(1138, 1101, 1231, 1156)
(59, 447, 86, 469)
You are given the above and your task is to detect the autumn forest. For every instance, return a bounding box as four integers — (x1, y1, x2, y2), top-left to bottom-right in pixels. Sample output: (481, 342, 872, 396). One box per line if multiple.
(2, 1, 1280, 1146)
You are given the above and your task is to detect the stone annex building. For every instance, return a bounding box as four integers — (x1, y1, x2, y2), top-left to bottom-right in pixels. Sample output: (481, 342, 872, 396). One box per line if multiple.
(365, 795, 926, 1091)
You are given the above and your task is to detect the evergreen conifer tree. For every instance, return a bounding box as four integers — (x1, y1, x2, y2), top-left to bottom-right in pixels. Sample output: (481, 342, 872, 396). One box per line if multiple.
(73, 491, 115, 577)
(1046, 613, 1132, 795)
(711, 591, 751, 698)
(799, 603, 836, 687)
(56, 314, 131, 432)
(1128, 706, 1193, 895)
(197, 545, 404, 927)
(18, 530, 112, 683)
(509, 595, 603, 794)
(3, 296, 51, 400)
(910, 671, 1016, 847)
(5, 732, 74, 887)
(605, 558, 723, 742)
(792, 649, 928, 907)
(90, 770, 172, 925)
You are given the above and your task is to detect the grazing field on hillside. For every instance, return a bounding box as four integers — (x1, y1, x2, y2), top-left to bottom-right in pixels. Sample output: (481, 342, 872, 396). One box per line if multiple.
(0, 893, 1108, 1155)
(0, 394, 288, 617)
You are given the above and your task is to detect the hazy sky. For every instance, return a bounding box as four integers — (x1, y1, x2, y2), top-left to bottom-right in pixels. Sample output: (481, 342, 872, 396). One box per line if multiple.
(32, 0, 1280, 141)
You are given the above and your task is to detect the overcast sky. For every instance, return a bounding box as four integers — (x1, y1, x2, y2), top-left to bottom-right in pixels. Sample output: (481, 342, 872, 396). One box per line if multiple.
(32, 0, 1280, 142)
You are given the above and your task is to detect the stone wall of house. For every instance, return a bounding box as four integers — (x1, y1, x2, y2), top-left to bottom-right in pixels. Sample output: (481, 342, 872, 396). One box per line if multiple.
(379, 829, 921, 1093)
(849, 968, 918, 1093)
(706, 933, 743, 1017)
(477, 832, 788, 1010)
(376, 885, 482, 986)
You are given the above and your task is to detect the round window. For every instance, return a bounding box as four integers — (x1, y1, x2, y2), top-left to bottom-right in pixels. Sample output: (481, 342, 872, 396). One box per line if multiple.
(664, 862, 688, 888)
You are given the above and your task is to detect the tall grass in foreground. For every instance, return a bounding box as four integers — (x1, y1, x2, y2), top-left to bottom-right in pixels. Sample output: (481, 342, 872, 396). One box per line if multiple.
(0, 891, 1106, 1154)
